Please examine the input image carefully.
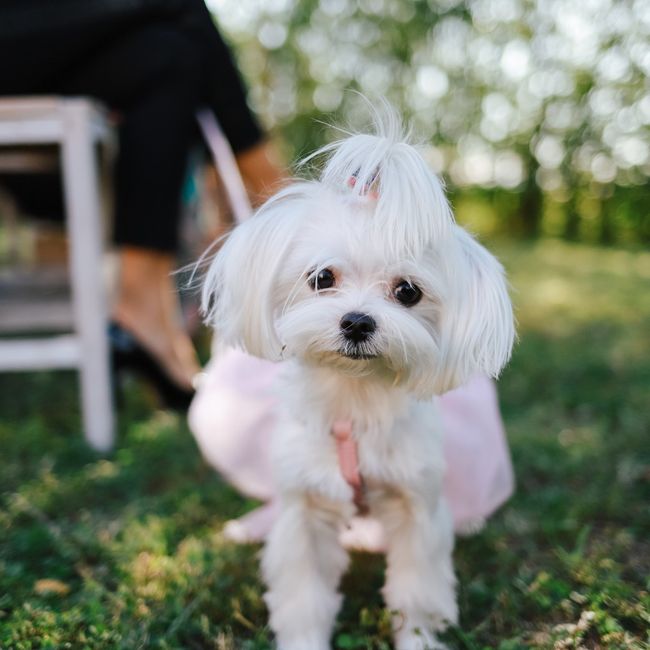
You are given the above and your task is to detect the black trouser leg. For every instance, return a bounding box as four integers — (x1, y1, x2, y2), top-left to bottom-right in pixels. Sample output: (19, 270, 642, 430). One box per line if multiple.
(61, 26, 202, 252)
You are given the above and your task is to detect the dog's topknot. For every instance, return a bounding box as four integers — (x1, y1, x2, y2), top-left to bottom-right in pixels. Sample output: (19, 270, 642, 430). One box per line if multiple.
(301, 98, 454, 255)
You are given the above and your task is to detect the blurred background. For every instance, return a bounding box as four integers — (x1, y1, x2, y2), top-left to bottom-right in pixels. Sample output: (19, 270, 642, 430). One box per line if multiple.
(211, 0, 650, 243)
(0, 1, 648, 648)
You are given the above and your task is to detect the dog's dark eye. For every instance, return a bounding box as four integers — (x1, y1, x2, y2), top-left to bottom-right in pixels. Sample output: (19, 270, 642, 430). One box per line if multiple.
(394, 280, 422, 307)
(309, 268, 336, 291)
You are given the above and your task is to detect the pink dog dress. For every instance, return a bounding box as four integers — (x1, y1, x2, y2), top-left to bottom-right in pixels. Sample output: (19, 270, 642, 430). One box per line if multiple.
(189, 347, 514, 550)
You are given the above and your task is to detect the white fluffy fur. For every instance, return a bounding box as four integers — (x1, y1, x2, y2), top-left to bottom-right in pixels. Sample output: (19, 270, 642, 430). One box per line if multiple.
(202, 113, 515, 649)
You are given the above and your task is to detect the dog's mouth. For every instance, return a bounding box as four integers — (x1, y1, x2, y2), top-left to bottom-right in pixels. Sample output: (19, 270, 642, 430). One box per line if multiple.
(341, 351, 377, 360)
(338, 346, 379, 361)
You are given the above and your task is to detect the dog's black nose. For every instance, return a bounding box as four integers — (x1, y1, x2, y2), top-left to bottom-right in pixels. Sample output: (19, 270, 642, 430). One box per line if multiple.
(340, 312, 376, 343)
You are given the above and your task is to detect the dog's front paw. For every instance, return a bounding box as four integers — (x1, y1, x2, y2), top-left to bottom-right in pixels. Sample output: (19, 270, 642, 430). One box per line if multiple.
(275, 633, 330, 650)
(394, 627, 447, 650)
(393, 610, 455, 650)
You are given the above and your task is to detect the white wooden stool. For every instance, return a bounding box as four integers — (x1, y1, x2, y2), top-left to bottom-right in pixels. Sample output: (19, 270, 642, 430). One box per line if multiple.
(0, 97, 115, 452)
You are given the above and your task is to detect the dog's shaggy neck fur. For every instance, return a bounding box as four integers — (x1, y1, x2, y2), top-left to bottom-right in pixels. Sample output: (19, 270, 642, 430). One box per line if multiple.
(285, 361, 412, 436)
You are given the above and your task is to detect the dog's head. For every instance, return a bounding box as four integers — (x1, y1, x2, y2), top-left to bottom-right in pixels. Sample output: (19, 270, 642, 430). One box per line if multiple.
(202, 118, 515, 397)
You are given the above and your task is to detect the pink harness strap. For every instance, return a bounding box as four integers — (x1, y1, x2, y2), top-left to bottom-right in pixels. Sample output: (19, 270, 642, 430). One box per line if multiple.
(332, 420, 368, 514)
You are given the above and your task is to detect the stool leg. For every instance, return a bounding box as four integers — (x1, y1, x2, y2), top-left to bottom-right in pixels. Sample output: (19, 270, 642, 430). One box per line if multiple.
(61, 100, 115, 452)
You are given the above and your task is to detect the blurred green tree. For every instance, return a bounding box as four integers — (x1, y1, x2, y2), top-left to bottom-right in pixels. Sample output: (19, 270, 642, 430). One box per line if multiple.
(209, 0, 650, 244)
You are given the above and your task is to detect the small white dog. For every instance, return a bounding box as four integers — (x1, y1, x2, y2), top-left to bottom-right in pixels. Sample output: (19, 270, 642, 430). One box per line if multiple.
(201, 111, 515, 650)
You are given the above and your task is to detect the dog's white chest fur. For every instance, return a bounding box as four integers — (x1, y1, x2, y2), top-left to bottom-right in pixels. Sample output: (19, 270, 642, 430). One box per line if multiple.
(272, 363, 445, 505)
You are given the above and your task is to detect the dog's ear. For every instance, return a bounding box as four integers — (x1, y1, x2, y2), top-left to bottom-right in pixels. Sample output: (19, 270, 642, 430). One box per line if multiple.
(431, 227, 515, 394)
(201, 184, 311, 360)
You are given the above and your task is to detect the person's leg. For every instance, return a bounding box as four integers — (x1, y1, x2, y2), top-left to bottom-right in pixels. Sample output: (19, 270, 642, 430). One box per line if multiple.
(62, 26, 204, 388)
(171, 1, 288, 201)
(113, 248, 199, 390)
(175, 0, 264, 154)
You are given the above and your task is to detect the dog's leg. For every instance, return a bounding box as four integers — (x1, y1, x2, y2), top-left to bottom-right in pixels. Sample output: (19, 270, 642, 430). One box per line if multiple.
(376, 493, 457, 650)
(262, 495, 349, 650)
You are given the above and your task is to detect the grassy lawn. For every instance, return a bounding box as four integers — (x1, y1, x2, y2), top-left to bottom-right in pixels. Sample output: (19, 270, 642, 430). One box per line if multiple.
(1, 239, 648, 649)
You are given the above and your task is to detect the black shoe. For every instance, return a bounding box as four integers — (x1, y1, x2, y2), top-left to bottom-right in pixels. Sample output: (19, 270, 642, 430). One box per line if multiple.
(109, 321, 195, 411)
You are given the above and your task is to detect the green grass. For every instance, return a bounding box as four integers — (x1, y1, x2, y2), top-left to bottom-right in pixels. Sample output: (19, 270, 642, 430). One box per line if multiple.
(1, 239, 649, 649)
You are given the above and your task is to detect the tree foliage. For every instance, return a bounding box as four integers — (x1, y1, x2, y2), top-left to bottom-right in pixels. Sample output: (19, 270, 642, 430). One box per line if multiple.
(211, 0, 650, 243)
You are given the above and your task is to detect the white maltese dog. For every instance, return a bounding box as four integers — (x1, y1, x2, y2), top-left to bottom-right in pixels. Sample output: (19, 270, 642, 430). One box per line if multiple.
(201, 110, 515, 650)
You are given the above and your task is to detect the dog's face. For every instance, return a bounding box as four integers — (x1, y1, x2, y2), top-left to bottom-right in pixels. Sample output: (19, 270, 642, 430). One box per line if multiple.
(203, 132, 515, 396)
(271, 193, 444, 389)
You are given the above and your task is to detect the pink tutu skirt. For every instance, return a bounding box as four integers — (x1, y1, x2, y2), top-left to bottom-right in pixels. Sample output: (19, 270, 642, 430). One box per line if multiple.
(189, 347, 514, 550)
